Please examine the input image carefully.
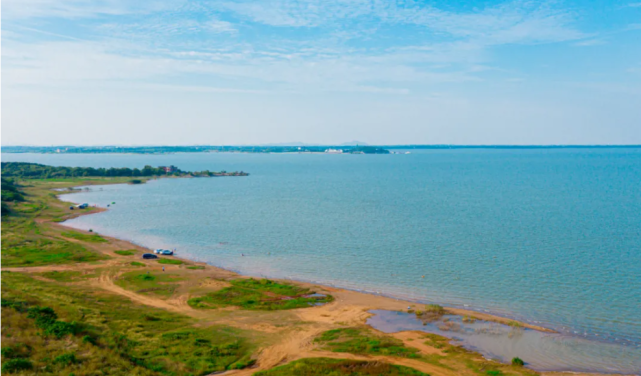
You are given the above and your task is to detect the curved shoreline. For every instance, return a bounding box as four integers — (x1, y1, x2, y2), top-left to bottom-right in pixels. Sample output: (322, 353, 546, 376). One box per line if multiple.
(53, 180, 638, 375)
(57, 186, 554, 334)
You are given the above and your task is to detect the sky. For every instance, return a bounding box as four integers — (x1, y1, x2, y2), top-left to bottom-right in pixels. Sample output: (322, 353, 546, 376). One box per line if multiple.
(2, 0, 641, 145)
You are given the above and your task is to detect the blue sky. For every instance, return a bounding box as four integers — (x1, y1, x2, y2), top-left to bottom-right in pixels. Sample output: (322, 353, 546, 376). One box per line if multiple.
(2, 0, 640, 145)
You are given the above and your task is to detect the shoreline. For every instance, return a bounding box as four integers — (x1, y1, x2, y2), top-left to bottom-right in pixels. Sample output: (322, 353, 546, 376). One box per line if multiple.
(57, 186, 554, 334)
(52, 180, 637, 375)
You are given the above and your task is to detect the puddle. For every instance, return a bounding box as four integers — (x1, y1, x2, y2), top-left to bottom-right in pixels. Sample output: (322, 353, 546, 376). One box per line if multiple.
(367, 310, 641, 374)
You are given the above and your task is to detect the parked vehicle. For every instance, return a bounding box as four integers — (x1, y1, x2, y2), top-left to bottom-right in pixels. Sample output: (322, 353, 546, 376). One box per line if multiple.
(161, 250, 174, 256)
(153, 249, 163, 254)
(142, 253, 158, 259)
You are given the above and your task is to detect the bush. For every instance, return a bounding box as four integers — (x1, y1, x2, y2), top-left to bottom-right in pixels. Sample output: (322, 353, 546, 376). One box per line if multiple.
(82, 335, 97, 345)
(130, 179, 143, 184)
(512, 357, 525, 366)
(114, 250, 135, 256)
(27, 306, 78, 338)
(54, 353, 77, 365)
(2, 358, 33, 373)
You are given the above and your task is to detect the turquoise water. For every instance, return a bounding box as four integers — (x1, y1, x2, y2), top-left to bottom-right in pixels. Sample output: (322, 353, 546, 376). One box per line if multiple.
(3, 149, 640, 372)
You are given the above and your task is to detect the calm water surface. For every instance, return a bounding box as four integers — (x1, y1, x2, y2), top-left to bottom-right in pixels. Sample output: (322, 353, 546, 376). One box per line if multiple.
(3, 149, 640, 373)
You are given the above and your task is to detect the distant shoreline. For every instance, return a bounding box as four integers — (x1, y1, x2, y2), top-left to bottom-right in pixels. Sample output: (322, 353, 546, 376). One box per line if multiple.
(2, 144, 640, 155)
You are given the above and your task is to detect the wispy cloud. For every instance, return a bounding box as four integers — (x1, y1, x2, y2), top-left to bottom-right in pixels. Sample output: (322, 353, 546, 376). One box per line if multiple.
(2, 0, 588, 94)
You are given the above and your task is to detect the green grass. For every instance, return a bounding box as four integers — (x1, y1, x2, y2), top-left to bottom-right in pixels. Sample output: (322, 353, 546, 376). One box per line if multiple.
(188, 278, 333, 311)
(158, 258, 183, 265)
(187, 266, 206, 270)
(40, 270, 86, 282)
(115, 271, 184, 297)
(315, 328, 421, 359)
(130, 261, 146, 267)
(1, 237, 107, 267)
(61, 231, 107, 243)
(2, 271, 259, 375)
(254, 358, 428, 376)
(114, 250, 136, 256)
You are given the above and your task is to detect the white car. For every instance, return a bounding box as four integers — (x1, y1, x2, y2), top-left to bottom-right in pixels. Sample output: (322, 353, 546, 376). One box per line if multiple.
(161, 249, 174, 256)
(153, 249, 163, 254)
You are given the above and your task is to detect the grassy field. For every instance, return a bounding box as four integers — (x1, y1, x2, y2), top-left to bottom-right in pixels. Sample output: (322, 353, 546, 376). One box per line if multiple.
(2, 271, 259, 375)
(188, 278, 334, 310)
(1, 177, 265, 375)
(253, 358, 428, 376)
(315, 328, 421, 359)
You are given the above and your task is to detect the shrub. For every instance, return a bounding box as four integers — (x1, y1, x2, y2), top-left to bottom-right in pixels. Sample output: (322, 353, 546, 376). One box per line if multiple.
(114, 250, 135, 256)
(2, 358, 33, 373)
(54, 353, 77, 365)
(425, 304, 445, 314)
(26, 306, 78, 338)
(82, 335, 97, 345)
(130, 179, 143, 184)
(1, 343, 31, 359)
(512, 357, 525, 366)
(44, 320, 78, 338)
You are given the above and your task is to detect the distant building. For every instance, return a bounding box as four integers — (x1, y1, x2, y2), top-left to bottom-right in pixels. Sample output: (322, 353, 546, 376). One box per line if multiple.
(324, 149, 343, 154)
(160, 165, 178, 173)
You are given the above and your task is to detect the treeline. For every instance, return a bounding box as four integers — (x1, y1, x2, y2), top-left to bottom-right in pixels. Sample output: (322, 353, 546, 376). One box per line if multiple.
(1, 178, 24, 215)
(1, 162, 248, 179)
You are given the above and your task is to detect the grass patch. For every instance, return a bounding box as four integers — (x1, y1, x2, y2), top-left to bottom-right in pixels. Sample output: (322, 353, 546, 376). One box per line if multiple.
(114, 250, 136, 256)
(315, 328, 421, 359)
(254, 358, 427, 376)
(1, 237, 107, 267)
(40, 270, 84, 282)
(115, 271, 184, 297)
(158, 258, 183, 265)
(188, 278, 333, 311)
(130, 261, 145, 267)
(61, 230, 107, 243)
(187, 266, 206, 270)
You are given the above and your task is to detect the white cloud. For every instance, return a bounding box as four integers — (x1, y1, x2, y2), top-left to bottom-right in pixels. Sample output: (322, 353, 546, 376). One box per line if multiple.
(2, 0, 177, 19)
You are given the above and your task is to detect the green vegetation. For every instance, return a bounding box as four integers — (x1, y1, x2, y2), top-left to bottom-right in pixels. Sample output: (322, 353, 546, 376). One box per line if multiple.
(187, 266, 206, 270)
(188, 278, 333, 310)
(1, 178, 25, 215)
(254, 358, 427, 376)
(115, 271, 183, 297)
(130, 179, 144, 184)
(158, 258, 183, 265)
(2, 272, 258, 375)
(61, 230, 108, 243)
(512, 357, 525, 366)
(1, 162, 248, 179)
(2, 237, 107, 267)
(40, 270, 85, 282)
(415, 304, 446, 321)
(114, 250, 136, 256)
(1, 358, 33, 373)
(315, 328, 421, 358)
(130, 261, 146, 267)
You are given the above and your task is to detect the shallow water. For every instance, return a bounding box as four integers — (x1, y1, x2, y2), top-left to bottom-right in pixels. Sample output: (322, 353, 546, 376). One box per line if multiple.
(368, 310, 641, 373)
(3, 149, 640, 373)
